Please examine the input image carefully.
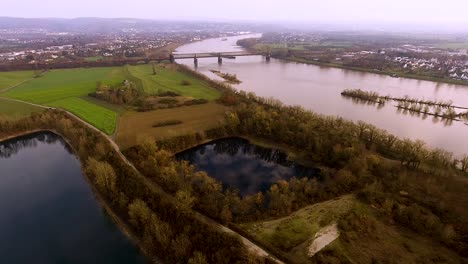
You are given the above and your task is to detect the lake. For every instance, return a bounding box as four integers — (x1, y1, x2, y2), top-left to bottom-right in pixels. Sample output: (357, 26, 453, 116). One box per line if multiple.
(176, 137, 319, 196)
(0, 132, 146, 264)
(176, 34, 468, 157)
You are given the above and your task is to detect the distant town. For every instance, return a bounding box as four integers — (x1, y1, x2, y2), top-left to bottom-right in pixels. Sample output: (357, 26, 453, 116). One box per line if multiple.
(240, 32, 468, 83)
(2, 19, 468, 84)
(0, 18, 259, 69)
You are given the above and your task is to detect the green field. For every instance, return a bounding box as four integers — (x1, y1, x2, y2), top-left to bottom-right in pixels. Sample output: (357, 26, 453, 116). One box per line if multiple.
(240, 195, 355, 262)
(1, 67, 126, 104)
(0, 71, 35, 92)
(0, 64, 221, 135)
(127, 64, 221, 100)
(49, 97, 117, 135)
(0, 67, 127, 134)
(0, 98, 43, 120)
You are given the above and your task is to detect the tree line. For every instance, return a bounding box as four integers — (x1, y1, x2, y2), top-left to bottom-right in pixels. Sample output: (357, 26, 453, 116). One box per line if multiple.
(0, 111, 275, 264)
(123, 84, 468, 260)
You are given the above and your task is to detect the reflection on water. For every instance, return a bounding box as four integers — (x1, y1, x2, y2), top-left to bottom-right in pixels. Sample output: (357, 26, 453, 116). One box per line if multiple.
(176, 34, 468, 157)
(342, 97, 457, 127)
(0, 132, 146, 264)
(176, 138, 319, 196)
(0, 131, 72, 158)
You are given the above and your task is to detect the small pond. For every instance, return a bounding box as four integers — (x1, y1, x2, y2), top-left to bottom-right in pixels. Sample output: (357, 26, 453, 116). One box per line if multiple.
(0, 132, 147, 264)
(176, 137, 319, 196)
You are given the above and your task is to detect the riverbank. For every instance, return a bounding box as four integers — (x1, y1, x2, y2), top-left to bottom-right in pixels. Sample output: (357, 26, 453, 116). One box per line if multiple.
(237, 41, 468, 87)
(178, 35, 468, 157)
(279, 56, 468, 87)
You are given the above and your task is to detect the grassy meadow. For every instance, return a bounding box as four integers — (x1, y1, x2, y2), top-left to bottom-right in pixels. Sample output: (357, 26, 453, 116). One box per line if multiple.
(116, 103, 226, 149)
(0, 63, 221, 136)
(0, 67, 126, 134)
(240, 195, 356, 263)
(0, 98, 43, 120)
(127, 64, 221, 100)
(1, 67, 126, 104)
(240, 194, 463, 263)
(0, 71, 35, 92)
(49, 97, 118, 135)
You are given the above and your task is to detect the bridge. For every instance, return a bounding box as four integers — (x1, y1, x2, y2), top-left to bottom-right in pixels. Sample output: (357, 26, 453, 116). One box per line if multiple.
(170, 51, 270, 65)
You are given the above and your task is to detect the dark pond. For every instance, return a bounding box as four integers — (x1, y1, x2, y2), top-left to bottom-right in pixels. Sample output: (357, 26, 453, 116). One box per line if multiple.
(0, 132, 147, 264)
(176, 137, 319, 196)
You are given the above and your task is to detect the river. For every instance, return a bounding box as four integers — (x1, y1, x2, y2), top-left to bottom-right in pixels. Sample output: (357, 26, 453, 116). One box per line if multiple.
(175, 34, 468, 157)
(0, 132, 146, 264)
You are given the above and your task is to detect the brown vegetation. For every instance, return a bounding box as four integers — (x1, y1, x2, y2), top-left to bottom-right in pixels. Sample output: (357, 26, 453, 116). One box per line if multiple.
(115, 103, 226, 149)
(123, 85, 468, 262)
(0, 110, 274, 264)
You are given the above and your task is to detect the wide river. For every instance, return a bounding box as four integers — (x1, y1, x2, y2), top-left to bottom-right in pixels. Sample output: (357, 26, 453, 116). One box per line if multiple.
(175, 34, 468, 157)
(0, 132, 146, 263)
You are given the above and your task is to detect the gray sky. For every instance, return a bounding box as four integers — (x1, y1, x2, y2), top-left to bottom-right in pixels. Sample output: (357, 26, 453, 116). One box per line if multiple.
(3, 0, 468, 24)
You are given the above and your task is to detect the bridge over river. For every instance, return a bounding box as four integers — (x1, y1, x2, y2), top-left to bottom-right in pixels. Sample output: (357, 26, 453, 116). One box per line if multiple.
(170, 51, 270, 64)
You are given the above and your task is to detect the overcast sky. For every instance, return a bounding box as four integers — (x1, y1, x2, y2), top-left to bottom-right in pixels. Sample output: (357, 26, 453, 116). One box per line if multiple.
(3, 0, 468, 24)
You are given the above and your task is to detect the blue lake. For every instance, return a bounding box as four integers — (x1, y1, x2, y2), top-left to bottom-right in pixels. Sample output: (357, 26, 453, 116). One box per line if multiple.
(0, 132, 146, 264)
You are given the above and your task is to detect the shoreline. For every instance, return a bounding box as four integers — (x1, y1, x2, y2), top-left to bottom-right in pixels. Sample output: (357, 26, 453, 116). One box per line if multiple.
(0, 129, 158, 264)
(235, 42, 468, 87)
(167, 134, 317, 168)
(277, 56, 468, 87)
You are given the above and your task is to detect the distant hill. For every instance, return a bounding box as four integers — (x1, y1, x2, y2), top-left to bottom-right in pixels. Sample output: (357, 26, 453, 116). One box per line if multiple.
(0, 17, 275, 33)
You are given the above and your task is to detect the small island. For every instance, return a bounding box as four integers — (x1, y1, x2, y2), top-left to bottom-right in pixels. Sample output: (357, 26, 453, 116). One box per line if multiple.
(341, 88, 468, 122)
(210, 70, 242, 84)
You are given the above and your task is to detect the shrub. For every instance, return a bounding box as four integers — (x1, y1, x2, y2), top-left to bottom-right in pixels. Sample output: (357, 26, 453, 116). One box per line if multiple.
(159, 98, 179, 105)
(158, 91, 181, 97)
(181, 80, 192, 86)
(153, 120, 183, 128)
(184, 99, 208, 106)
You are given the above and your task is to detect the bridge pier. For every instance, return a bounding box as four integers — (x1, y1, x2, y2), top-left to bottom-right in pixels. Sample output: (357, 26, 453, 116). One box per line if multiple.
(218, 55, 222, 64)
(194, 57, 198, 66)
(266, 52, 271, 62)
(169, 54, 175, 63)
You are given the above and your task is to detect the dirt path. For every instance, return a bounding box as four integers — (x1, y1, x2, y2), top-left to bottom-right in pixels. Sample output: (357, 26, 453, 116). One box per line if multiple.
(0, 96, 283, 263)
(308, 223, 340, 257)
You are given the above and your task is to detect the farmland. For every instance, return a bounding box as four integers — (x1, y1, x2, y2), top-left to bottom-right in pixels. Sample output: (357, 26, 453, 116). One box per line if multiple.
(49, 97, 118, 135)
(115, 103, 226, 149)
(0, 70, 35, 92)
(1, 67, 126, 104)
(0, 64, 221, 135)
(126, 64, 221, 100)
(0, 98, 43, 120)
(0, 67, 127, 134)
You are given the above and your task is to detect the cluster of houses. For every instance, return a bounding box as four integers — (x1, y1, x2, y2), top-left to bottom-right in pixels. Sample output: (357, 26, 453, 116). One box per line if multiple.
(391, 56, 468, 80)
(0, 30, 230, 65)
